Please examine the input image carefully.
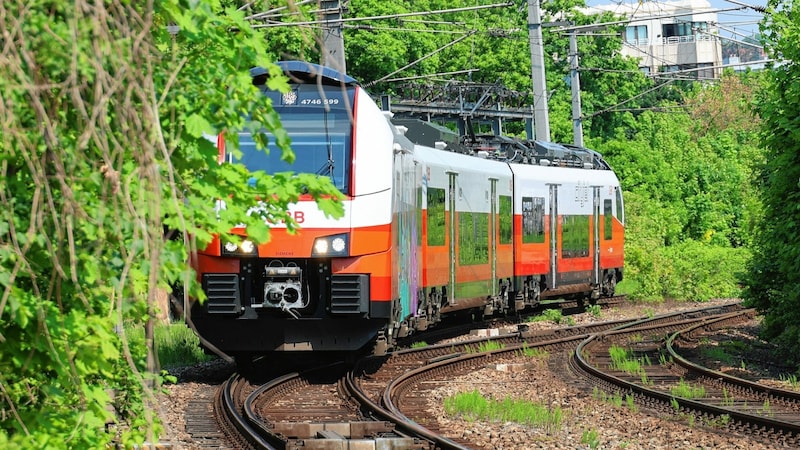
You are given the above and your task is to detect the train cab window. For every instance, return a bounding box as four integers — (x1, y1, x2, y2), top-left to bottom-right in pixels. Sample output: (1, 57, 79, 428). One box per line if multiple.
(604, 199, 613, 240)
(234, 83, 355, 194)
(426, 187, 446, 246)
(459, 212, 489, 265)
(499, 195, 512, 244)
(615, 187, 625, 225)
(522, 196, 545, 244)
(562, 215, 590, 258)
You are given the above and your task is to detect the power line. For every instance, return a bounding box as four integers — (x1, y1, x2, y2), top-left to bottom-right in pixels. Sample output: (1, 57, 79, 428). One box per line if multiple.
(365, 31, 477, 87)
(249, 2, 513, 29)
(585, 79, 676, 119)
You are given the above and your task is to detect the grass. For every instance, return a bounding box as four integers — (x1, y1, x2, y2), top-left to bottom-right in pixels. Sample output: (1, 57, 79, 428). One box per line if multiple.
(581, 428, 601, 449)
(722, 387, 734, 406)
(126, 322, 214, 369)
(700, 345, 735, 365)
(518, 344, 548, 359)
(592, 387, 637, 412)
(465, 340, 505, 353)
(443, 390, 563, 432)
(585, 304, 602, 317)
(528, 308, 574, 325)
(670, 378, 706, 399)
(608, 345, 646, 377)
(780, 373, 800, 390)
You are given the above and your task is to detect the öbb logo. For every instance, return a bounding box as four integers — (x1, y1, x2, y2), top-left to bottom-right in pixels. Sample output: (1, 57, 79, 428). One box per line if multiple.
(286, 210, 305, 224)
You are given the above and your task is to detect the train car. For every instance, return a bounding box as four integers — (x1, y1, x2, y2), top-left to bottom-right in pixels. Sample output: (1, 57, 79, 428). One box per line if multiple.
(188, 61, 624, 362)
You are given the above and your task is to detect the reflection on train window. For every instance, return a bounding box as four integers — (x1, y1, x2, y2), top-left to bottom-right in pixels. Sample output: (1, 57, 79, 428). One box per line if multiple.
(459, 212, 489, 265)
(522, 196, 545, 244)
(604, 199, 613, 240)
(427, 187, 446, 246)
(562, 215, 590, 258)
(236, 114, 351, 193)
(615, 187, 624, 224)
(499, 195, 512, 244)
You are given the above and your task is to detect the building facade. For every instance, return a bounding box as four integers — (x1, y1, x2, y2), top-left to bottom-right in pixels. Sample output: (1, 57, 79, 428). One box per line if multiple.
(590, 0, 723, 79)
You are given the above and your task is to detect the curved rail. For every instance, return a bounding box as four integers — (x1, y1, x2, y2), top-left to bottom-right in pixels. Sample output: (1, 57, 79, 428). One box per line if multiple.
(574, 309, 800, 441)
(374, 302, 753, 447)
(218, 373, 278, 449)
(667, 313, 800, 408)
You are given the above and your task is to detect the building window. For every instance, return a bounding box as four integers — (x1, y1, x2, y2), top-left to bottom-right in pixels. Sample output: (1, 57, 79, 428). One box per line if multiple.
(663, 21, 708, 38)
(625, 25, 648, 44)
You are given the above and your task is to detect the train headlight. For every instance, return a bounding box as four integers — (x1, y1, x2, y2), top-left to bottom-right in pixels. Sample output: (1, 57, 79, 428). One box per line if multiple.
(221, 239, 258, 257)
(311, 233, 349, 257)
(313, 239, 328, 255)
(331, 237, 346, 253)
(240, 240, 256, 254)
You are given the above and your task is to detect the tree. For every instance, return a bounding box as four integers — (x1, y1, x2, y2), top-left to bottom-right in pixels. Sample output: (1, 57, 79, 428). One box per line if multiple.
(743, 0, 800, 366)
(0, 0, 341, 447)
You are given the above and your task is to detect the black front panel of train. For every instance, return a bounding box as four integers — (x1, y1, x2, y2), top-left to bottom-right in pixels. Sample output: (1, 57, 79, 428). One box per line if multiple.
(201, 258, 370, 318)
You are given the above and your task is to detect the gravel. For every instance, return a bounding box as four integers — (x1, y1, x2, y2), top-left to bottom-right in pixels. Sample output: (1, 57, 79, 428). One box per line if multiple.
(158, 299, 792, 449)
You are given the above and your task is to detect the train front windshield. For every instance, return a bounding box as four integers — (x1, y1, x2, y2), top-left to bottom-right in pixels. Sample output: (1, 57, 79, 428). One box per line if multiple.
(235, 85, 354, 194)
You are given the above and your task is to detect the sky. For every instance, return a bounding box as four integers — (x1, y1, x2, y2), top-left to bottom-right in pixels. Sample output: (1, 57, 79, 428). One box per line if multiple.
(582, 0, 766, 40)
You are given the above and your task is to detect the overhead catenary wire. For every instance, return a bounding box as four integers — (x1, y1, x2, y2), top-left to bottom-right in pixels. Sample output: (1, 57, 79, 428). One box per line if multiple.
(249, 2, 514, 29)
(365, 31, 477, 87)
(244, 0, 317, 21)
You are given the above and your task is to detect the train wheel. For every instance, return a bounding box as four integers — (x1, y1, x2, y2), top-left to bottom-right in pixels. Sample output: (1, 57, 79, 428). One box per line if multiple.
(603, 273, 617, 297)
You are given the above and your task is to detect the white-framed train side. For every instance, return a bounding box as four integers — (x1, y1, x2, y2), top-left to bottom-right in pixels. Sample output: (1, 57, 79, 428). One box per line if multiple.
(509, 162, 624, 308)
(410, 145, 515, 331)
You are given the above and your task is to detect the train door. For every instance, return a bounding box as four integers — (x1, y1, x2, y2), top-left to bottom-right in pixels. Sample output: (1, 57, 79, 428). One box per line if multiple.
(592, 186, 601, 287)
(393, 150, 418, 322)
(489, 178, 498, 297)
(548, 184, 559, 289)
(447, 170, 458, 306)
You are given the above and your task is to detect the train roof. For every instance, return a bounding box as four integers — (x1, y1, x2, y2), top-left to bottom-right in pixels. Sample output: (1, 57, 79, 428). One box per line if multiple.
(251, 61, 357, 86)
(392, 119, 613, 171)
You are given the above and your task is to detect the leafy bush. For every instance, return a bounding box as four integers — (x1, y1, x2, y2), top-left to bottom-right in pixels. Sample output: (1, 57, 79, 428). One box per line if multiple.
(623, 238, 748, 302)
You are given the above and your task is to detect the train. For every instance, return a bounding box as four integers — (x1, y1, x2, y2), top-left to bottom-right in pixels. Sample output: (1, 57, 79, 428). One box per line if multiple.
(188, 61, 624, 363)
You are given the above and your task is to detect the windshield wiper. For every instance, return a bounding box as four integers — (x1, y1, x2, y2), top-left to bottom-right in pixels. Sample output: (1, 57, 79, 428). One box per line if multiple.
(316, 158, 334, 176)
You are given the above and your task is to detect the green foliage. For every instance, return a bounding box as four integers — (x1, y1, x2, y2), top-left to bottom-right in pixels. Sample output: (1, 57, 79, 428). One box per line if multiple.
(700, 346, 735, 365)
(0, 1, 341, 447)
(585, 304, 602, 318)
(597, 76, 761, 301)
(608, 345, 643, 375)
(581, 428, 601, 449)
(464, 341, 505, 354)
(126, 323, 215, 369)
(519, 344, 549, 359)
(779, 373, 800, 390)
(670, 379, 706, 399)
(340, 0, 651, 141)
(529, 308, 564, 324)
(443, 390, 563, 432)
(743, 1, 800, 367)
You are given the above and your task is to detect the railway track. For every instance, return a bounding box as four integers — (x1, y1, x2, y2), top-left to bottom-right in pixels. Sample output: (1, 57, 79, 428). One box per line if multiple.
(213, 301, 797, 448)
(574, 308, 800, 446)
